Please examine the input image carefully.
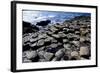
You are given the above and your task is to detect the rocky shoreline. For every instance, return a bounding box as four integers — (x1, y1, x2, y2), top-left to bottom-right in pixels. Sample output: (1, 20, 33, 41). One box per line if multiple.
(22, 16, 91, 63)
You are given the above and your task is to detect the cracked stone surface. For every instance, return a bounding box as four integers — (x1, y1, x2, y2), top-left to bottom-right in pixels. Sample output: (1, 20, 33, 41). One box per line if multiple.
(22, 15, 91, 63)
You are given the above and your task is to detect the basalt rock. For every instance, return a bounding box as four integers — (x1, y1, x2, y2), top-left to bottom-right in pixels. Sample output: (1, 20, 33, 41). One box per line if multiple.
(80, 46, 90, 56)
(44, 52, 54, 61)
(23, 50, 37, 59)
(23, 15, 91, 62)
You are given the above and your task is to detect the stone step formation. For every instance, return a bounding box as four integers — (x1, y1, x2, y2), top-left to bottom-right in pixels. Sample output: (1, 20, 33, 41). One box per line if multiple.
(22, 16, 91, 63)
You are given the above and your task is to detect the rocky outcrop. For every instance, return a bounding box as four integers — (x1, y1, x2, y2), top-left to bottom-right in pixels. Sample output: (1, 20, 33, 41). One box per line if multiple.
(36, 20, 51, 26)
(22, 15, 91, 63)
(23, 21, 39, 34)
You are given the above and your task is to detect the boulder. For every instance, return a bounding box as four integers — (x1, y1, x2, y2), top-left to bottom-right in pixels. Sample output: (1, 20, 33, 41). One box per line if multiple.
(37, 39, 44, 46)
(38, 51, 45, 59)
(52, 34, 60, 38)
(44, 52, 54, 61)
(37, 47, 45, 51)
(30, 42, 37, 47)
(44, 37, 53, 42)
(63, 28, 68, 31)
(63, 39, 68, 43)
(49, 26, 58, 32)
(63, 44, 71, 50)
(71, 51, 79, 57)
(31, 33, 38, 38)
(58, 32, 67, 38)
(23, 51, 37, 59)
(36, 20, 51, 26)
(51, 39, 58, 43)
(80, 46, 89, 56)
(23, 21, 39, 34)
(75, 31, 80, 35)
(23, 35, 31, 43)
(30, 38, 38, 43)
(50, 43, 58, 48)
(55, 49, 64, 58)
(72, 41, 80, 47)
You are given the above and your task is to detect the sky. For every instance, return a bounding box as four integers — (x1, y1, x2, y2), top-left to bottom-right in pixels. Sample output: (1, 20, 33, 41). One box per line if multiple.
(22, 10, 91, 25)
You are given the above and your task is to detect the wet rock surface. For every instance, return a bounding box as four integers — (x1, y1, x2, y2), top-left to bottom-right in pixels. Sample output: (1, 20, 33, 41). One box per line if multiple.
(22, 16, 91, 63)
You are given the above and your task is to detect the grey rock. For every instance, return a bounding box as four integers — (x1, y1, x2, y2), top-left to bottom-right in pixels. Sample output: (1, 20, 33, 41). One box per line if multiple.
(64, 50, 72, 59)
(38, 33, 47, 39)
(86, 37, 90, 42)
(72, 41, 80, 47)
(65, 50, 71, 55)
(44, 52, 54, 61)
(38, 51, 45, 59)
(55, 49, 64, 58)
(57, 42, 62, 46)
(22, 15, 91, 62)
(52, 57, 58, 61)
(46, 31, 53, 35)
(52, 34, 60, 38)
(23, 51, 37, 59)
(50, 43, 58, 48)
(23, 58, 32, 63)
(66, 33, 74, 38)
(63, 23, 69, 27)
(37, 39, 44, 46)
(23, 42, 30, 46)
(80, 37, 86, 42)
(23, 36, 31, 43)
(30, 38, 38, 43)
(64, 44, 71, 50)
(44, 37, 53, 42)
(63, 28, 68, 31)
(73, 35, 80, 39)
(30, 43, 37, 47)
(75, 31, 80, 34)
(58, 32, 67, 38)
(37, 47, 45, 51)
(49, 26, 58, 32)
(39, 59, 48, 62)
(63, 39, 68, 43)
(51, 39, 57, 43)
(71, 51, 79, 57)
(31, 33, 38, 38)
(67, 29, 75, 33)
